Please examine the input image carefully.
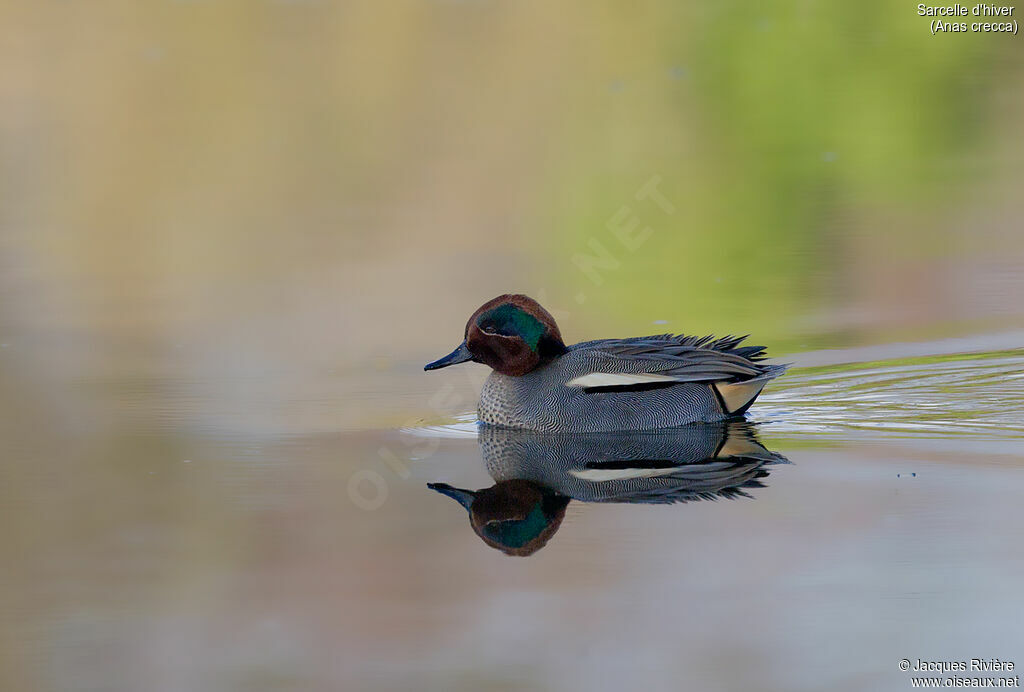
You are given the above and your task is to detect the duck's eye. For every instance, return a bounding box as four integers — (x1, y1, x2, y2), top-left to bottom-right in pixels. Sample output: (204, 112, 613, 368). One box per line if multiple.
(481, 325, 497, 335)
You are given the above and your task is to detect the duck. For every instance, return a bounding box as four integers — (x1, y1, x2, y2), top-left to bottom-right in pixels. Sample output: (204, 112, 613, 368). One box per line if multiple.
(429, 420, 788, 556)
(424, 294, 787, 433)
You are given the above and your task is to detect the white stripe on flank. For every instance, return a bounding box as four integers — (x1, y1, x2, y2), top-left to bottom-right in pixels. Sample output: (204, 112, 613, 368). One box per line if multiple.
(565, 372, 678, 389)
(570, 466, 683, 482)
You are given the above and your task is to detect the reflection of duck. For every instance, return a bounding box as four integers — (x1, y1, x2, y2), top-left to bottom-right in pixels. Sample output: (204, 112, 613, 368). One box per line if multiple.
(429, 421, 787, 556)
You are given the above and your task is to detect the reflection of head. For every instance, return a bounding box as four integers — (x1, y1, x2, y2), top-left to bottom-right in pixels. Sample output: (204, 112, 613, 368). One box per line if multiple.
(428, 479, 570, 556)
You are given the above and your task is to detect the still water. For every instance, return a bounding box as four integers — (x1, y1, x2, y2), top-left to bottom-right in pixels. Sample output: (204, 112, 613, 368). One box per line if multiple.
(3, 2, 1024, 690)
(3, 332, 1022, 691)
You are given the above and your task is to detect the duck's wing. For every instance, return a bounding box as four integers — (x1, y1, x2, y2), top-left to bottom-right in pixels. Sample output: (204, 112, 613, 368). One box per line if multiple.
(566, 335, 789, 414)
(568, 334, 775, 383)
(572, 333, 768, 360)
(574, 459, 772, 504)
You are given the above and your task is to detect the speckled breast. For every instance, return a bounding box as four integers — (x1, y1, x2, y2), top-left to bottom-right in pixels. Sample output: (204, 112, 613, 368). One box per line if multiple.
(477, 371, 528, 428)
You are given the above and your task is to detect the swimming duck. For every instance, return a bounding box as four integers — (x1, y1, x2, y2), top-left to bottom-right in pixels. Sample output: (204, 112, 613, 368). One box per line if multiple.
(424, 294, 787, 432)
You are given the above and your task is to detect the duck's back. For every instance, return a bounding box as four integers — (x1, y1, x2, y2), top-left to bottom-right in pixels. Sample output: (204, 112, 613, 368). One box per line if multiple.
(478, 334, 786, 433)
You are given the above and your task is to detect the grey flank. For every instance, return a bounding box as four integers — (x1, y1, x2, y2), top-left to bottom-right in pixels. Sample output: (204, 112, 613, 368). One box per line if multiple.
(478, 334, 788, 433)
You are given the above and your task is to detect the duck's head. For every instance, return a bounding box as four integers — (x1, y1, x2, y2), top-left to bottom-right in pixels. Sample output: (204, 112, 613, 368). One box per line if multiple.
(424, 294, 566, 377)
(428, 479, 570, 556)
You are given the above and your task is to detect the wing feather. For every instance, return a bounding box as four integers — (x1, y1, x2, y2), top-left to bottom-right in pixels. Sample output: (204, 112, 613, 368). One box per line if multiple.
(565, 334, 784, 390)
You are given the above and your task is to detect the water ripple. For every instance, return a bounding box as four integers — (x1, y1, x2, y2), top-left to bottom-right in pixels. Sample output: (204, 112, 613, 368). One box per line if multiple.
(756, 350, 1024, 439)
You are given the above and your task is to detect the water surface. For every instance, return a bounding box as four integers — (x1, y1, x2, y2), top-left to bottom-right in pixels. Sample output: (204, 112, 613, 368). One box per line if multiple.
(4, 337, 1022, 692)
(3, 2, 1024, 690)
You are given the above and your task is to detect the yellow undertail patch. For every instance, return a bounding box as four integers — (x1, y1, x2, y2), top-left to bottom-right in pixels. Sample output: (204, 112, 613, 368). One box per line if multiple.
(714, 379, 767, 414)
(717, 431, 766, 458)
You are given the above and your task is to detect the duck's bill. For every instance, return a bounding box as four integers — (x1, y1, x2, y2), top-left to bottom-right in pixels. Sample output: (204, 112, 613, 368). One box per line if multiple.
(424, 341, 473, 371)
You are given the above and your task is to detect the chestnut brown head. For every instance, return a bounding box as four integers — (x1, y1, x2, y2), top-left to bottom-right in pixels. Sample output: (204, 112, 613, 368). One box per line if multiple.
(424, 294, 566, 377)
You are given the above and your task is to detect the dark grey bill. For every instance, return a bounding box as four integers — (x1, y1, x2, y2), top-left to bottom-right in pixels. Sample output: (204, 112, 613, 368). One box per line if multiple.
(424, 341, 473, 371)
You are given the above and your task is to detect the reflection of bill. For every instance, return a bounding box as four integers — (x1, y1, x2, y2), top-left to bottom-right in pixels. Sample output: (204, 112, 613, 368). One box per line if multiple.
(429, 420, 788, 556)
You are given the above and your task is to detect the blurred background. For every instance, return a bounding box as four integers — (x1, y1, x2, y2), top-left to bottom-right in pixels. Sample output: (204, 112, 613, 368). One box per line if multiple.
(2, 2, 1023, 691)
